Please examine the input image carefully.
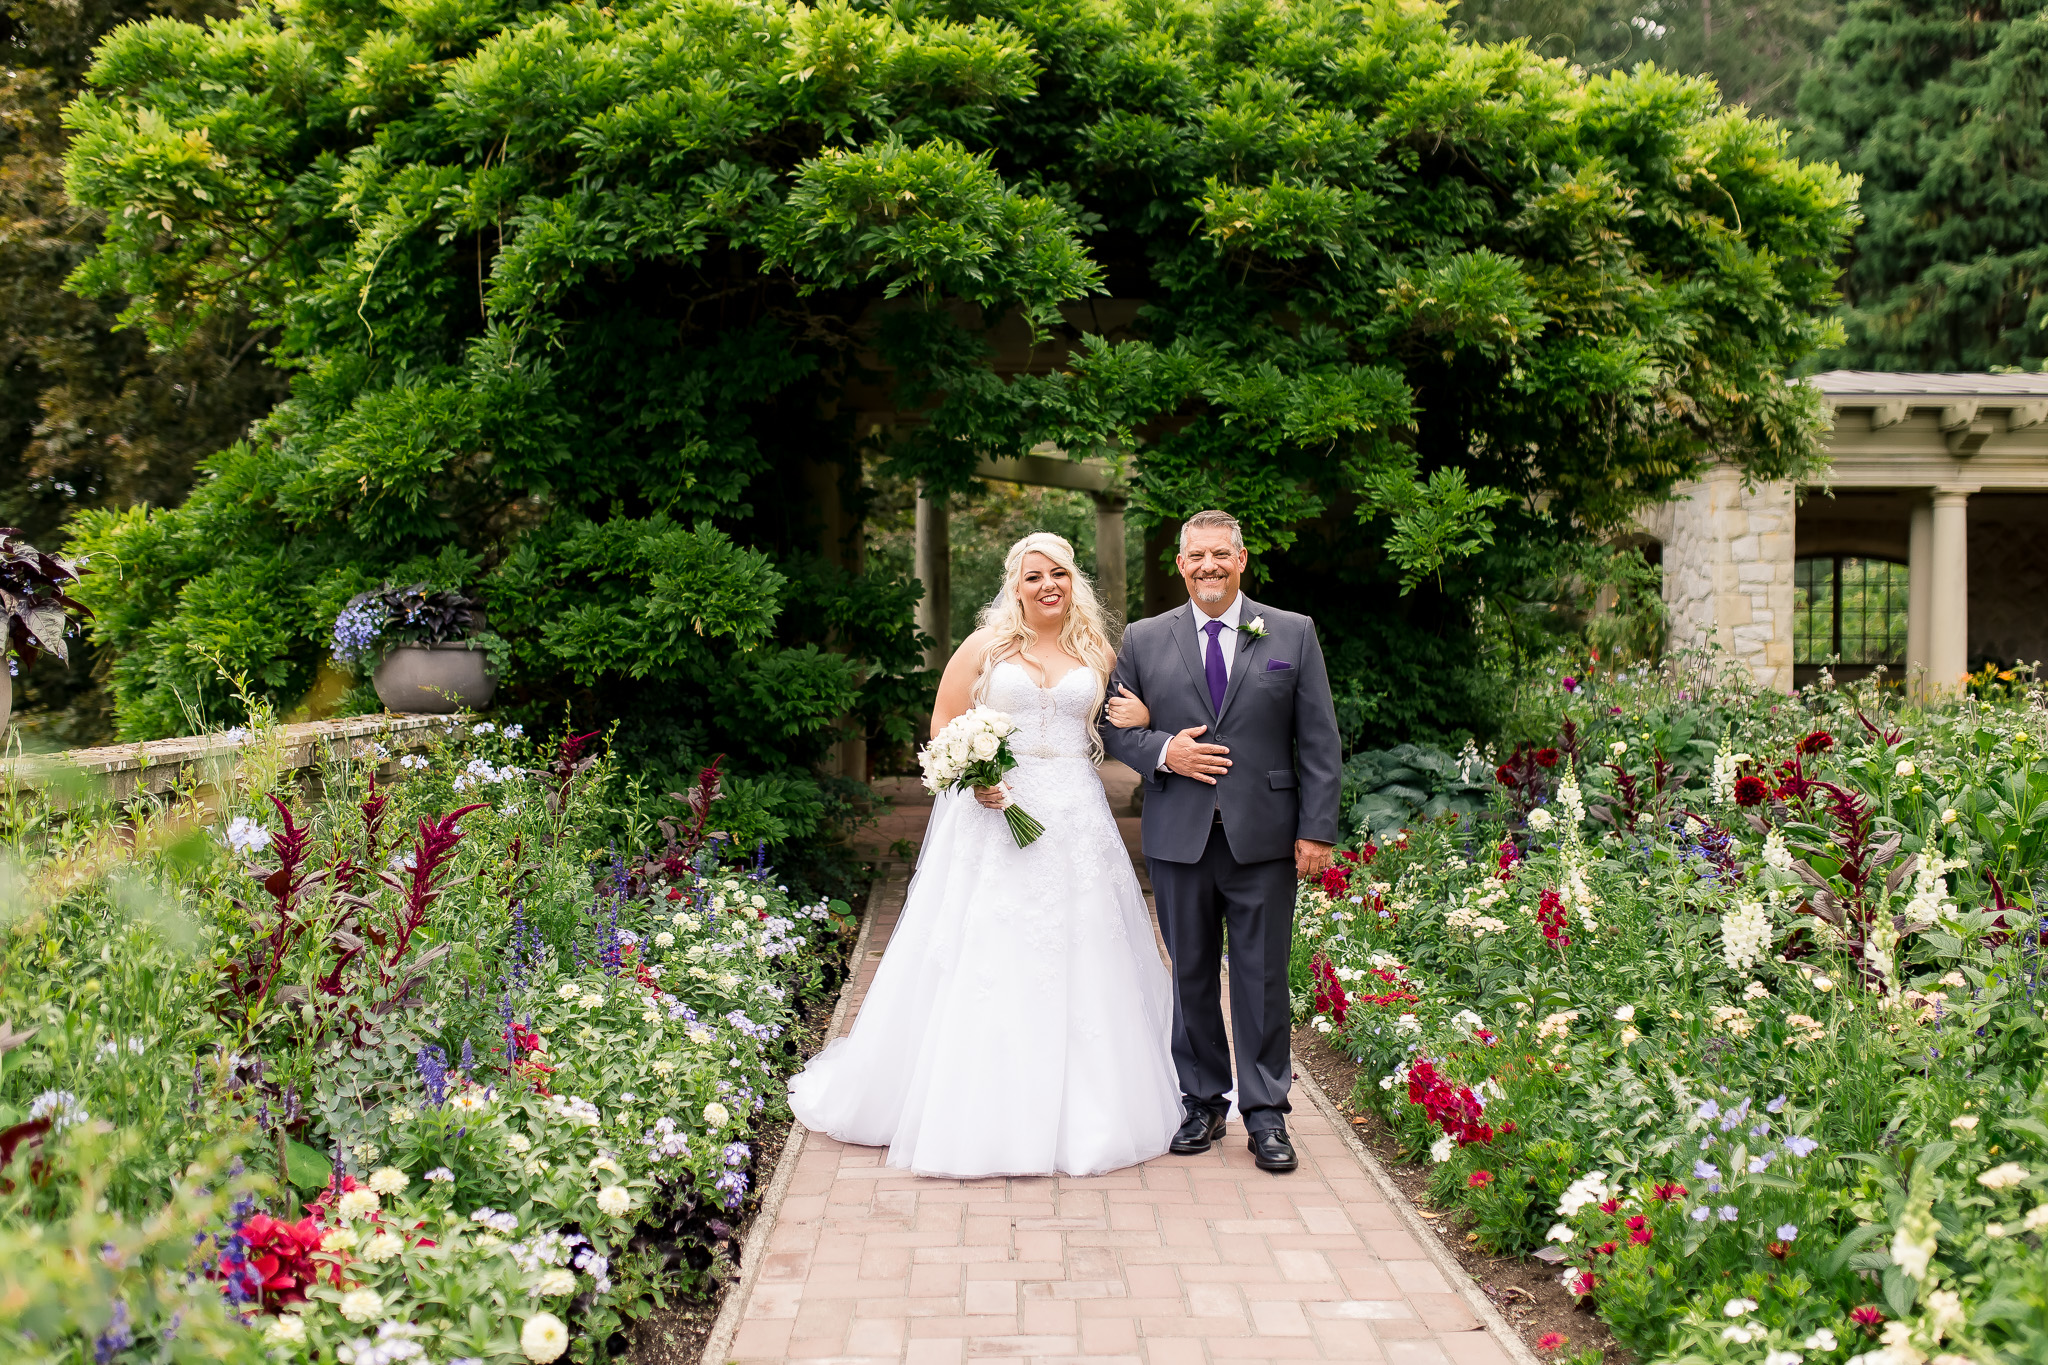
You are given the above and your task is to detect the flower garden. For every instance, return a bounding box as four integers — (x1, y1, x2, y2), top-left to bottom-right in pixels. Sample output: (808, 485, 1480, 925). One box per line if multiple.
(0, 717, 853, 1364)
(1294, 667, 2048, 1365)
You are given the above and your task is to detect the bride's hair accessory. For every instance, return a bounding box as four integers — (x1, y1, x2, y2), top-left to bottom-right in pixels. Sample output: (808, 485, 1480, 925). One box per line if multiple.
(974, 531, 1118, 759)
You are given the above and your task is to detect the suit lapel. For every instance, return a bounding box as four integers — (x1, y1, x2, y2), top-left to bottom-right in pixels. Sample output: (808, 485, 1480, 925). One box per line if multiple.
(1169, 602, 1216, 719)
(1215, 595, 1264, 725)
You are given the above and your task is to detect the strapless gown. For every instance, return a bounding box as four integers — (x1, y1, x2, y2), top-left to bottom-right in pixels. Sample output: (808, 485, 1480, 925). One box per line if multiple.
(788, 661, 1180, 1177)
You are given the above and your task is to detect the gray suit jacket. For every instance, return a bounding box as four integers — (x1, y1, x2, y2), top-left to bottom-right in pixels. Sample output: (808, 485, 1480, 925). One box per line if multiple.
(1099, 595, 1344, 865)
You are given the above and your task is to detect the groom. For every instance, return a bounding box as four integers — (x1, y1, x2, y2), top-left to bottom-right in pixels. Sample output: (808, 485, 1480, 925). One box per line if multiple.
(1101, 509, 1342, 1173)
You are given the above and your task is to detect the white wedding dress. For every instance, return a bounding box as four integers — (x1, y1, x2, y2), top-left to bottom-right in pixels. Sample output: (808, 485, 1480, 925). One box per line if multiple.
(789, 661, 1181, 1178)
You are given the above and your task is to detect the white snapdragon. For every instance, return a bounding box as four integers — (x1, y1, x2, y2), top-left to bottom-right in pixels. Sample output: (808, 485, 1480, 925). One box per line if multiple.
(1721, 899, 1772, 973)
(1762, 828, 1795, 874)
(1557, 766, 1586, 828)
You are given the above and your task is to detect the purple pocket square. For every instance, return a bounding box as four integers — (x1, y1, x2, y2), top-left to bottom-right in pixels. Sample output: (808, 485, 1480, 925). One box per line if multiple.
(1266, 659, 1294, 671)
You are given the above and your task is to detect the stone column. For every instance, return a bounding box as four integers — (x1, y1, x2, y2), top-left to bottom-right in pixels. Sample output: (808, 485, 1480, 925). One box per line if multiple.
(1092, 493, 1128, 637)
(1907, 498, 1933, 699)
(1658, 465, 1797, 692)
(1929, 489, 1972, 693)
(914, 486, 952, 674)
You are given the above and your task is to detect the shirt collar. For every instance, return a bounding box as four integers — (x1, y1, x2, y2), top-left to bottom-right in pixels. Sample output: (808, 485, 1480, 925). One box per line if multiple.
(1191, 594, 1244, 631)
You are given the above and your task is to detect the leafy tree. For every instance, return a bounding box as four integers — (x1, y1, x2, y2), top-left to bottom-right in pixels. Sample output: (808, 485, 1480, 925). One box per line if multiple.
(59, 0, 1853, 830)
(1, 0, 285, 742)
(1800, 0, 2048, 369)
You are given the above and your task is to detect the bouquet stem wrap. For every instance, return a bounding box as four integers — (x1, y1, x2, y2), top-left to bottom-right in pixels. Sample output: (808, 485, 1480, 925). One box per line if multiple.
(919, 707, 1045, 849)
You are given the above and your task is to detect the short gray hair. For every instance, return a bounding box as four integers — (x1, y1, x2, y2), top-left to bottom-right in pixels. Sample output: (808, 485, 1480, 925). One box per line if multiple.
(1178, 509, 1245, 554)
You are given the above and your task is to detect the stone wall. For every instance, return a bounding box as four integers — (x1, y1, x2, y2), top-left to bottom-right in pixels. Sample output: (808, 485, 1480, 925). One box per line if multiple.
(2, 713, 450, 806)
(1639, 466, 1797, 692)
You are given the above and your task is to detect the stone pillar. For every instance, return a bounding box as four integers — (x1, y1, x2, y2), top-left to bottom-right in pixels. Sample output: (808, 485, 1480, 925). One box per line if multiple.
(914, 486, 952, 673)
(1907, 498, 1933, 699)
(1929, 489, 1972, 694)
(1658, 464, 1796, 692)
(1092, 493, 1128, 637)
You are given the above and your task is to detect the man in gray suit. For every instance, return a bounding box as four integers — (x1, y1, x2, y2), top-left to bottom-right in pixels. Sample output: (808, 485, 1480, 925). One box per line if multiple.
(1100, 509, 1343, 1173)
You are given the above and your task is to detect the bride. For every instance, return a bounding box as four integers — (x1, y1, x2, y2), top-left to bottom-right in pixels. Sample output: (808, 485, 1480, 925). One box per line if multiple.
(788, 531, 1181, 1178)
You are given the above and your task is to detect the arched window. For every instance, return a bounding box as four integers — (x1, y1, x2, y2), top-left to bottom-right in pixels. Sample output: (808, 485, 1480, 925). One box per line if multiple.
(1793, 556, 1907, 667)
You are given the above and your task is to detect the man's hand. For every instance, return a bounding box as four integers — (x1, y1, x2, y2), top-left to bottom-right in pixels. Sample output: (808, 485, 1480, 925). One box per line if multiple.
(1295, 839, 1335, 877)
(1164, 725, 1231, 784)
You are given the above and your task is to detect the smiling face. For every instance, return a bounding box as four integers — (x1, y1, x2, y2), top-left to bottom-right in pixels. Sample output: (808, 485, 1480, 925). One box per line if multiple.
(1177, 525, 1247, 615)
(1014, 550, 1072, 632)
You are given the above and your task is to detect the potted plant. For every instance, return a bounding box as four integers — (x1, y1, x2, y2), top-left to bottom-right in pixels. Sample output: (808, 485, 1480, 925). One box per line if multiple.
(0, 529, 89, 734)
(332, 583, 501, 714)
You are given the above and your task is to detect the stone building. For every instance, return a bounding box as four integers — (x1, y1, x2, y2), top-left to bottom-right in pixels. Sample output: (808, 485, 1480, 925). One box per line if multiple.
(1642, 371, 2048, 695)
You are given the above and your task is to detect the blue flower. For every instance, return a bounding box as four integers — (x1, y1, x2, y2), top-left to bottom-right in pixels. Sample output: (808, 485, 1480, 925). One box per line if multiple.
(1697, 1100, 1721, 1120)
(1690, 1206, 1711, 1222)
(1766, 1094, 1787, 1113)
(1777, 1224, 1799, 1241)
(1783, 1135, 1820, 1158)
(1694, 1160, 1720, 1181)
(1717, 1205, 1739, 1221)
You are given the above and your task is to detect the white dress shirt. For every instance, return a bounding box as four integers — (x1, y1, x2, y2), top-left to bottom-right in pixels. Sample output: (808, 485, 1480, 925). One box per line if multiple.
(1154, 596, 1243, 772)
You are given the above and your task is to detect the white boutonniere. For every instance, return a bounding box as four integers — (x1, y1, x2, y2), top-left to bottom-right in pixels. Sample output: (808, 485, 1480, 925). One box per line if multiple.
(1242, 615, 1269, 640)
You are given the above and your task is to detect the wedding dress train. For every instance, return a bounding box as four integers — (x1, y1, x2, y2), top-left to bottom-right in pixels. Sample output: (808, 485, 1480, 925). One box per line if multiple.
(788, 661, 1181, 1178)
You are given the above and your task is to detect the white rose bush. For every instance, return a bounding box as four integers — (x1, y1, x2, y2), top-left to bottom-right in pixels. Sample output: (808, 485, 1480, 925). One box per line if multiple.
(1294, 664, 2048, 1364)
(919, 707, 1044, 847)
(0, 719, 853, 1363)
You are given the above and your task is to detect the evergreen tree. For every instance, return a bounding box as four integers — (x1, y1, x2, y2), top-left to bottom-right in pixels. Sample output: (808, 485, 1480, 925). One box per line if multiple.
(1801, 0, 2048, 369)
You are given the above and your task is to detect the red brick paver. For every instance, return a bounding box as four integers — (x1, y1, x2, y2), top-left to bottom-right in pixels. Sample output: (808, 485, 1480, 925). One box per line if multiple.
(731, 768, 1521, 1365)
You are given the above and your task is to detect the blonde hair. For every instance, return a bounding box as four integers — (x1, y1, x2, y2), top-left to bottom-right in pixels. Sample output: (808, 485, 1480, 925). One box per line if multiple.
(975, 532, 1117, 758)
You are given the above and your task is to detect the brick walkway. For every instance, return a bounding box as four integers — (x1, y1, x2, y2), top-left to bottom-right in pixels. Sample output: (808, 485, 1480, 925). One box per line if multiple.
(726, 773, 1524, 1365)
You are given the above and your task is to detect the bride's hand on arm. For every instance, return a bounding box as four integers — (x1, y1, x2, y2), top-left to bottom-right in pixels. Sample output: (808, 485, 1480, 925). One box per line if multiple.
(1103, 684, 1150, 730)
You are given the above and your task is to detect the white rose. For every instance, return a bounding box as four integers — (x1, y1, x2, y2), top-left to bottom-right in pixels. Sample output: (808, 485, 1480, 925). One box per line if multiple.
(521, 1311, 569, 1363)
(971, 732, 1000, 760)
(596, 1185, 633, 1216)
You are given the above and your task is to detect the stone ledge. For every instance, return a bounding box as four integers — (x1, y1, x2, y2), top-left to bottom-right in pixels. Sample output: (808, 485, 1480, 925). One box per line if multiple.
(4, 713, 458, 802)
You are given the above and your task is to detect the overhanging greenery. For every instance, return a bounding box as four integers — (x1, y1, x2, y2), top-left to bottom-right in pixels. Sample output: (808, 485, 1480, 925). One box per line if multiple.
(58, 0, 1858, 841)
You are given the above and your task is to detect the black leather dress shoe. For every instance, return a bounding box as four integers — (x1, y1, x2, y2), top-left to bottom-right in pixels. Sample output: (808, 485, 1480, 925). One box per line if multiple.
(1247, 1127, 1298, 1172)
(1170, 1108, 1227, 1155)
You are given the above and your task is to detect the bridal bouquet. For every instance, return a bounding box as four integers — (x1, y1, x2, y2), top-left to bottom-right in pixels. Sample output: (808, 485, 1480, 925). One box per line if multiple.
(920, 708, 1045, 848)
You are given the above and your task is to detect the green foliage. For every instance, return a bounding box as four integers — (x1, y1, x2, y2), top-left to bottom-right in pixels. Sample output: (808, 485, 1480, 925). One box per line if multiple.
(1801, 0, 2048, 369)
(56, 0, 1855, 813)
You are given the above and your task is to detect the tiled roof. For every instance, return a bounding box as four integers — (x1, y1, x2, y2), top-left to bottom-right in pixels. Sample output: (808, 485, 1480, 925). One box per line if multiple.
(1811, 370, 2048, 398)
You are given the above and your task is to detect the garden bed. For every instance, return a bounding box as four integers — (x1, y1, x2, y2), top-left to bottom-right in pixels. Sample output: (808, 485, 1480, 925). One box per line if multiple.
(1291, 1022, 1630, 1365)
(0, 716, 868, 1365)
(1291, 668, 2048, 1365)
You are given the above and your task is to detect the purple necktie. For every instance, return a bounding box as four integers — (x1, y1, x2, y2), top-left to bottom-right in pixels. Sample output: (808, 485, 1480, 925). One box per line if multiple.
(1203, 618, 1227, 713)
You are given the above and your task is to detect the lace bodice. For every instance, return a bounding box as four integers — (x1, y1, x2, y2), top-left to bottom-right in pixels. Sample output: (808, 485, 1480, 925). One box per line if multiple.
(982, 659, 1100, 761)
